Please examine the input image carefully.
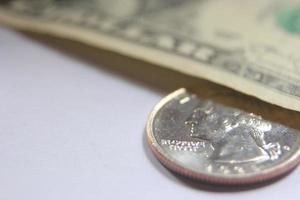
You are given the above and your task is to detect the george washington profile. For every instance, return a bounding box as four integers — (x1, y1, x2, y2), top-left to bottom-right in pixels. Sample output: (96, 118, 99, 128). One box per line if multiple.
(185, 101, 281, 164)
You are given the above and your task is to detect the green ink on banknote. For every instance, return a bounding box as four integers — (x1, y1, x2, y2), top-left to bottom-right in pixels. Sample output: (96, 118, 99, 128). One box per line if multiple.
(277, 7, 300, 34)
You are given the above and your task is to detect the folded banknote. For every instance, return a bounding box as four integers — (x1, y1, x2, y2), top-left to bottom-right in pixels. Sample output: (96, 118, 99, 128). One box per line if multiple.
(0, 0, 300, 111)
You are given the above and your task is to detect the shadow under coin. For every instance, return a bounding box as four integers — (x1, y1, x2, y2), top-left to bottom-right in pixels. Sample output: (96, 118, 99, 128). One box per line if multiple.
(171, 167, 297, 192)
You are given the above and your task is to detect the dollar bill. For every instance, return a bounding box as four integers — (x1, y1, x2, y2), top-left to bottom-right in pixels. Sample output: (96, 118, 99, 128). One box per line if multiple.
(0, 0, 300, 111)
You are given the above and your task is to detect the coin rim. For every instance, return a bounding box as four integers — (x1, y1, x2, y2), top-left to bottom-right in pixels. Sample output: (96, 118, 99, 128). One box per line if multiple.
(146, 88, 300, 184)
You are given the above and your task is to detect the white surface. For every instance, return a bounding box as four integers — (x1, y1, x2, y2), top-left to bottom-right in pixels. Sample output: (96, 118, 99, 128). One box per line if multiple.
(0, 26, 299, 200)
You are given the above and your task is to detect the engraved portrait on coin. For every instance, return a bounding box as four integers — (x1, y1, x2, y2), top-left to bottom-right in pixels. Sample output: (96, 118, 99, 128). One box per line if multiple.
(185, 101, 281, 164)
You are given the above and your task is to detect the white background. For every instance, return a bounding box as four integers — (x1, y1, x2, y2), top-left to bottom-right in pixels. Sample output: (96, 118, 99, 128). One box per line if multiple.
(0, 26, 299, 200)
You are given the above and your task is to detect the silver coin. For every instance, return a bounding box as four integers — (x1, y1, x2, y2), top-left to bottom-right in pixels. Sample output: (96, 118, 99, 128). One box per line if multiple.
(147, 88, 300, 185)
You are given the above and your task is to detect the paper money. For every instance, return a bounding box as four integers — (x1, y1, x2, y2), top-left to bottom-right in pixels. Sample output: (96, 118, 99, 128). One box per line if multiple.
(1, 0, 300, 111)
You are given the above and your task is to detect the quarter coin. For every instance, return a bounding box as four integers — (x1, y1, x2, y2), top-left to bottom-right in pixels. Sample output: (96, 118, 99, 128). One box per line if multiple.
(147, 88, 300, 185)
